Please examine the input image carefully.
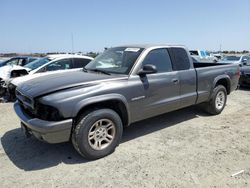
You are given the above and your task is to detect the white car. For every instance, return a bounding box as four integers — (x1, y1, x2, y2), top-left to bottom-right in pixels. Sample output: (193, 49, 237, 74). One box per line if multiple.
(189, 50, 218, 63)
(218, 55, 250, 66)
(0, 54, 93, 100)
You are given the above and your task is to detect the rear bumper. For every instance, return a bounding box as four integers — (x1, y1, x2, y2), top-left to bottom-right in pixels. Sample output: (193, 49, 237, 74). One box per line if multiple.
(14, 102, 73, 143)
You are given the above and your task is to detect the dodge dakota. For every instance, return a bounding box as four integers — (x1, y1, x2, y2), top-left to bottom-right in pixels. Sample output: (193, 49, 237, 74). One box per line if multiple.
(13, 44, 240, 159)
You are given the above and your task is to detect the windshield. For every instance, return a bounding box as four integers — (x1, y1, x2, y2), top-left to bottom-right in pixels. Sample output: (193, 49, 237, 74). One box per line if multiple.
(85, 47, 144, 74)
(222, 56, 240, 61)
(24, 57, 51, 70)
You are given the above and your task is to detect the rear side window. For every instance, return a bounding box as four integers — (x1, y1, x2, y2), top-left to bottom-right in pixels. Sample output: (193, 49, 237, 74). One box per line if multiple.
(142, 48, 172, 73)
(168, 48, 190, 71)
(72, 58, 91, 68)
(46, 59, 73, 71)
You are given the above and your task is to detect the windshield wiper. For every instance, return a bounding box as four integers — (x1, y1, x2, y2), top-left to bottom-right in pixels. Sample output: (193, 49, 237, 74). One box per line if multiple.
(87, 68, 111, 75)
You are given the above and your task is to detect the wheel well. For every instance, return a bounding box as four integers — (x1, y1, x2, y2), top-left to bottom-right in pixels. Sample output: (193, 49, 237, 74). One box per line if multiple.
(215, 79, 230, 94)
(74, 100, 129, 127)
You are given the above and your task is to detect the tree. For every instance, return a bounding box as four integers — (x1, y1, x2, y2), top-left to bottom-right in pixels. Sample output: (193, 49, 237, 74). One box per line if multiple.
(86, 52, 99, 58)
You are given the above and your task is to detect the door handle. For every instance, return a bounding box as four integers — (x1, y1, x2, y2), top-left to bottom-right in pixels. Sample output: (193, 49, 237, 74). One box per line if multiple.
(172, 79, 179, 84)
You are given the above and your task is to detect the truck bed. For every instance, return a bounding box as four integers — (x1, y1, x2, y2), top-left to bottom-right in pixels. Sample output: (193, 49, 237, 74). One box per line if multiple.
(194, 62, 239, 104)
(194, 62, 230, 68)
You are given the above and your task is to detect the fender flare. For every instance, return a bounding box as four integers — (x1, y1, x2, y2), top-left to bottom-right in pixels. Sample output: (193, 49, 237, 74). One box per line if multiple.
(210, 75, 231, 98)
(72, 93, 130, 124)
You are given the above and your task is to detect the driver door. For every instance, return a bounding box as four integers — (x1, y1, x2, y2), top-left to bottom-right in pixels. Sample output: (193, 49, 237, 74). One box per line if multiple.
(130, 48, 180, 122)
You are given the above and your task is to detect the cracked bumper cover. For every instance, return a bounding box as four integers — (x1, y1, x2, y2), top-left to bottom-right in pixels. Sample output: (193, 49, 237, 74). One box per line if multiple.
(14, 102, 73, 143)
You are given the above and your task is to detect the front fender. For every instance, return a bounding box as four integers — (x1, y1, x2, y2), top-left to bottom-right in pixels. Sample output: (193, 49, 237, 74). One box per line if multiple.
(71, 93, 130, 123)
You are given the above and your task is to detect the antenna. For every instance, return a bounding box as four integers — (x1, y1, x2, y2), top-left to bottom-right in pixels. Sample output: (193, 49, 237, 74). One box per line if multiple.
(71, 33, 74, 54)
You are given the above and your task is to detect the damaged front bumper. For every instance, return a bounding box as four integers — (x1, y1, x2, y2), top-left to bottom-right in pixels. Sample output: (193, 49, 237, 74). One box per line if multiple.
(14, 102, 73, 143)
(0, 79, 7, 97)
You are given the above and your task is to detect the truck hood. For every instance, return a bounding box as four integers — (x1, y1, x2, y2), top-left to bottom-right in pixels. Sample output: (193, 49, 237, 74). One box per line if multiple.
(17, 70, 127, 98)
(12, 68, 81, 86)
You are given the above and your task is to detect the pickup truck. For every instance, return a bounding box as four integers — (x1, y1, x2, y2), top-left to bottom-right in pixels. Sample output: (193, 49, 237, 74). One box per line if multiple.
(14, 44, 240, 160)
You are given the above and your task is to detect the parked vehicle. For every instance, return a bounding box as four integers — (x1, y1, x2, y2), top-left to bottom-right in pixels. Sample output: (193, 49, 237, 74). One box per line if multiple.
(218, 55, 250, 66)
(190, 50, 218, 63)
(239, 60, 250, 87)
(14, 44, 240, 160)
(0, 56, 38, 67)
(0, 55, 93, 100)
(212, 53, 222, 60)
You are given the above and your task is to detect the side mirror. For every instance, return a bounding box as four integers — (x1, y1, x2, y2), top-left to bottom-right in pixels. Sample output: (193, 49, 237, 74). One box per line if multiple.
(137, 64, 157, 76)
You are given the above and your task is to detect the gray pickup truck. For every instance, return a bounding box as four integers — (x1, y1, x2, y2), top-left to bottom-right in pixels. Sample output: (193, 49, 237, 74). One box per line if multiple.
(14, 45, 240, 159)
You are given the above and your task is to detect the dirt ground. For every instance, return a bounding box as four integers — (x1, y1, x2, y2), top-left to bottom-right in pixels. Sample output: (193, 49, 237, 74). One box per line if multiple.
(0, 89, 250, 188)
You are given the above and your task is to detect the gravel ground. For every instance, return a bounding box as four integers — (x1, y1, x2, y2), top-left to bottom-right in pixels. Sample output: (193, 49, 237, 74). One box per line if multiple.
(0, 89, 250, 188)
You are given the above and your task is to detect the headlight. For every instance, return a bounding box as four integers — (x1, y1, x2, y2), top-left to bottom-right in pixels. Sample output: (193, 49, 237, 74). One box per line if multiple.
(8, 83, 16, 90)
(36, 102, 63, 121)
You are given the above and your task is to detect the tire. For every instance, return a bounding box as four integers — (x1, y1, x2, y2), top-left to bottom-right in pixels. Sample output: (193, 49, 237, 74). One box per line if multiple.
(71, 109, 123, 160)
(204, 85, 227, 115)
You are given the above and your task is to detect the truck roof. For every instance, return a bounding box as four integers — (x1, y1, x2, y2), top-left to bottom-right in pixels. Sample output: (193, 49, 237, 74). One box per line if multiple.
(117, 44, 186, 49)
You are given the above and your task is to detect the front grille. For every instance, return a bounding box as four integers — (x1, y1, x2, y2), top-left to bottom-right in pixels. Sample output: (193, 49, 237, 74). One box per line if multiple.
(7, 84, 17, 99)
(19, 100, 36, 118)
(16, 89, 63, 121)
(16, 90, 34, 109)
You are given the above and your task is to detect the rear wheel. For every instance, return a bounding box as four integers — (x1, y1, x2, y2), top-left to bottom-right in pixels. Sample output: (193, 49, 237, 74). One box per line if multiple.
(203, 85, 227, 115)
(71, 109, 123, 160)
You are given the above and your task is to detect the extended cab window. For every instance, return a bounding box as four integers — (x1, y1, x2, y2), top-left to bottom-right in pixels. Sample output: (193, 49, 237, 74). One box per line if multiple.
(168, 48, 190, 71)
(142, 48, 172, 73)
(47, 59, 73, 71)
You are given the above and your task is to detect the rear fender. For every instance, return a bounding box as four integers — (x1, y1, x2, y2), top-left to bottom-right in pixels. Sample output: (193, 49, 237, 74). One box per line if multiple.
(210, 75, 231, 99)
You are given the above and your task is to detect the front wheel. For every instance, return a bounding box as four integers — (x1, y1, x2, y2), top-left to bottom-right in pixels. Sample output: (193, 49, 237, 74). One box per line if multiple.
(203, 85, 227, 115)
(71, 109, 123, 160)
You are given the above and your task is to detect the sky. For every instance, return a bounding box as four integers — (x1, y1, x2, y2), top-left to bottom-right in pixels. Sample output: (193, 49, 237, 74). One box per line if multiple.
(0, 0, 250, 53)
